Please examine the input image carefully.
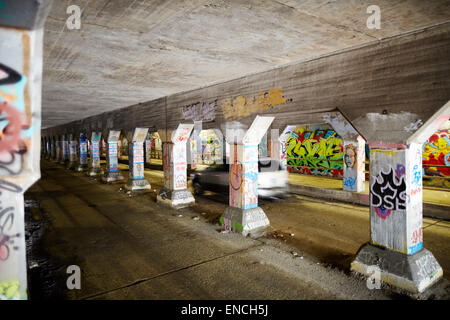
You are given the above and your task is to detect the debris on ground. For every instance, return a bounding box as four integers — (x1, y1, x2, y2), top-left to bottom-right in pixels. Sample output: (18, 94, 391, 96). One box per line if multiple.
(172, 213, 183, 218)
(29, 261, 39, 269)
(290, 233, 295, 236)
(291, 251, 298, 257)
(192, 216, 199, 221)
(220, 230, 230, 234)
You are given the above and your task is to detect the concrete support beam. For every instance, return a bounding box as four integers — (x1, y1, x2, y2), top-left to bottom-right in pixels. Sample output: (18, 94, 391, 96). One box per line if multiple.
(76, 133, 89, 172)
(343, 137, 365, 192)
(157, 124, 195, 208)
(66, 134, 77, 170)
(351, 142, 443, 293)
(45, 136, 51, 160)
(278, 125, 296, 170)
(145, 132, 152, 166)
(125, 128, 151, 191)
(54, 137, 61, 163)
(88, 132, 103, 176)
(60, 133, 69, 165)
(220, 116, 274, 236)
(50, 136, 56, 161)
(102, 130, 123, 183)
(0, 0, 50, 297)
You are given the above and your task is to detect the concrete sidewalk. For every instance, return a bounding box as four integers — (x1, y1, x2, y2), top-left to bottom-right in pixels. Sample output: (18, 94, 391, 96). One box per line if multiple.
(288, 174, 450, 220)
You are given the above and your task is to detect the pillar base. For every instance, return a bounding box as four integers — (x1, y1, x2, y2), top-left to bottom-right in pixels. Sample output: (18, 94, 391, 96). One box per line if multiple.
(220, 206, 270, 237)
(156, 188, 195, 209)
(351, 243, 443, 294)
(102, 172, 124, 183)
(76, 164, 89, 172)
(125, 178, 151, 191)
(88, 167, 104, 176)
(65, 161, 77, 170)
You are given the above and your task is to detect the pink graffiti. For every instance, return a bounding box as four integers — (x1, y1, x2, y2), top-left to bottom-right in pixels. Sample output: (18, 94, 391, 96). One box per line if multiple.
(0, 102, 25, 154)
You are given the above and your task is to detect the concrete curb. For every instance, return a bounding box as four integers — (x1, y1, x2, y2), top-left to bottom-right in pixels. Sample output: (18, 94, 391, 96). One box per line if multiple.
(288, 184, 450, 221)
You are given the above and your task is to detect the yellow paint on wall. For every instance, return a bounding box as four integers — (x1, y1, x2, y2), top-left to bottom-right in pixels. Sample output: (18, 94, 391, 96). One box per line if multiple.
(370, 149, 396, 156)
(221, 88, 288, 120)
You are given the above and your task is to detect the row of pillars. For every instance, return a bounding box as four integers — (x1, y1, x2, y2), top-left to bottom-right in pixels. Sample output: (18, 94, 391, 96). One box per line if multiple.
(41, 115, 444, 295)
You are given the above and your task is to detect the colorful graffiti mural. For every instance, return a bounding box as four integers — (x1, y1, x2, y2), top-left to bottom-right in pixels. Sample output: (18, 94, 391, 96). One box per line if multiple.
(286, 125, 343, 177)
(423, 129, 450, 176)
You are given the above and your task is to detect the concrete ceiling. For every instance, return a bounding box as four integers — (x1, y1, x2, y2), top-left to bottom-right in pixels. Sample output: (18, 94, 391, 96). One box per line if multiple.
(42, 0, 450, 128)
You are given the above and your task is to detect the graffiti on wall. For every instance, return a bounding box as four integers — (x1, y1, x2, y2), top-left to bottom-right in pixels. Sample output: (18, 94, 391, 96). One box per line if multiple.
(370, 167, 406, 219)
(0, 63, 28, 175)
(173, 143, 187, 190)
(221, 89, 290, 120)
(79, 134, 88, 164)
(229, 144, 243, 208)
(182, 100, 216, 122)
(242, 145, 258, 210)
(286, 126, 343, 177)
(131, 143, 145, 179)
(423, 129, 450, 176)
(108, 142, 118, 173)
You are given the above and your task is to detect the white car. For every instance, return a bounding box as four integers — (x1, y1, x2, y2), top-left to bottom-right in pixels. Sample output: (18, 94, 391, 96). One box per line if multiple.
(191, 157, 288, 198)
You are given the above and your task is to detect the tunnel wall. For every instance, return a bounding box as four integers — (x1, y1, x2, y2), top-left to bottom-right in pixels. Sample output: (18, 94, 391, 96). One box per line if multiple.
(42, 22, 450, 145)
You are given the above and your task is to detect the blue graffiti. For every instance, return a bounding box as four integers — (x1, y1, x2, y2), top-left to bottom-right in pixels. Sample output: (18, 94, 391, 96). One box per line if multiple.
(412, 164, 422, 187)
(343, 176, 357, 190)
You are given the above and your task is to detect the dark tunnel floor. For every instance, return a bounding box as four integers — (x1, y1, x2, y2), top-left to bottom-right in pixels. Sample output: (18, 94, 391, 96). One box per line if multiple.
(23, 160, 450, 300)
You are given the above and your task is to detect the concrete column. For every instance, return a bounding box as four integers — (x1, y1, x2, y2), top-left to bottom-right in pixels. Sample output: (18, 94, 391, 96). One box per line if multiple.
(145, 134, 152, 166)
(323, 112, 366, 192)
(41, 137, 46, 158)
(50, 136, 56, 161)
(54, 138, 61, 162)
(220, 116, 274, 236)
(102, 130, 123, 183)
(76, 133, 89, 172)
(60, 134, 69, 165)
(342, 136, 365, 192)
(45, 136, 51, 160)
(88, 132, 104, 176)
(0, 0, 51, 299)
(278, 126, 296, 170)
(351, 142, 443, 293)
(66, 134, 78, 170)
(125, 128, 151, 191)
(157, 124, 195, 208)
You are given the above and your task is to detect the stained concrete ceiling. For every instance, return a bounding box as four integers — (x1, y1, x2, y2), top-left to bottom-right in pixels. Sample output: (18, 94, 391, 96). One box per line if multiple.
(42, 0, 450, 128)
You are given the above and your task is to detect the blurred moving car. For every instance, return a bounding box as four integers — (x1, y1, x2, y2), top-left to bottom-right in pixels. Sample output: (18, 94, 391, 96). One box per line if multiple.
(191, 157, 288, 198)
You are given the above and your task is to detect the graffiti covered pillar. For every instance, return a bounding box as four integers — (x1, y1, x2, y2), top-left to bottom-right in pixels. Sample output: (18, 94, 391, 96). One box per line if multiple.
(145, 132, 152, 166)
(342, 136, 365, 192)
(221, 116, 274, 236)
(125, 128, 151, 191)
(60, 133, 69, 165)
(88, 132, 103, 176)
(323, 112, 365, 192)
(102, 130, 123, 183)
(50, 136, 56, 161)
(0, 0, 52, 300)
(45, 136, 51, 160)
(352, 144, 442, 293)
(157, 124, 195, 208)
(66, 134, 77, 170)
(76, 133, 89, 172)
(54, 136, 61, 162)
(351, 104, 449, 293)
(278, 125, 296, 170)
